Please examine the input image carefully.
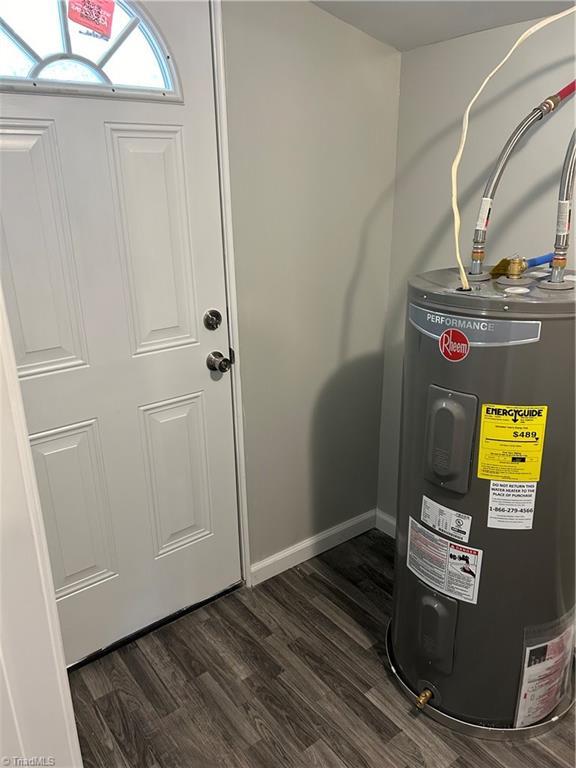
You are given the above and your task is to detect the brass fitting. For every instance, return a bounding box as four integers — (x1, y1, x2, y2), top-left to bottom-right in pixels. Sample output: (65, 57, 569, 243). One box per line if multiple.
(541, 95, 560, 114)
(416, 689, 433, 710)
(506, 256, 525, 279)
(471, 248, 485, 263)
(552, 254, 567, 270)
(469, 248, 485, 276)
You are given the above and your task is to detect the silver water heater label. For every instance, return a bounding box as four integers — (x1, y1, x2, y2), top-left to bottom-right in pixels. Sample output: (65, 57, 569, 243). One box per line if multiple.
(409, 304, 541, 346)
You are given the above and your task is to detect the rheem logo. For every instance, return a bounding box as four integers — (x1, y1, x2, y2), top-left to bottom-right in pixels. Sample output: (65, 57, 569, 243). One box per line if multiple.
(439, 328, 470, 362)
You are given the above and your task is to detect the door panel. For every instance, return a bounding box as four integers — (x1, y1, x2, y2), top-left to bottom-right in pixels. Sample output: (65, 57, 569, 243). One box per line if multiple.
(0, 120, 88, 377)
(30, 419, 117, 599)
(106, 122, 199, 355)
(139, 392, 213, 557)
(0, 1, 241, 664)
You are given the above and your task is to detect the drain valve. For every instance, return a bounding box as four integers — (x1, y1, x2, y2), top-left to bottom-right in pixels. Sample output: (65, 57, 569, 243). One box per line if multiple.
(416, 689, 433, 710)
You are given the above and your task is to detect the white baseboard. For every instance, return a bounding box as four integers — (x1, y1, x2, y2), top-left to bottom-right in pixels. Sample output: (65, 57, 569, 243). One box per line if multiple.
(375, 508, 397, 538)
(250, 509, 377, 586)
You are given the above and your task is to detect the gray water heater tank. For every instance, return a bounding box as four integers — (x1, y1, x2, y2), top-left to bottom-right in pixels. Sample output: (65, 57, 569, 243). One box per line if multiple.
(388, 267, 575, 737)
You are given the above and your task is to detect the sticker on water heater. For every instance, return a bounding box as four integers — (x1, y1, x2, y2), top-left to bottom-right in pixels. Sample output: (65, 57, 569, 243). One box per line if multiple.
(515, 621, 575, 728)
(407, 517, 482, 604)
(477, 404, 548, 482)
(488, 481, 537, 530)
(421, 495, 471, 542)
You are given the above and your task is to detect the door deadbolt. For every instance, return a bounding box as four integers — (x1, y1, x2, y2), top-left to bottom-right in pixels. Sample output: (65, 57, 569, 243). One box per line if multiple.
(204, 309, 223, 331)
(207, 351, 231, 373)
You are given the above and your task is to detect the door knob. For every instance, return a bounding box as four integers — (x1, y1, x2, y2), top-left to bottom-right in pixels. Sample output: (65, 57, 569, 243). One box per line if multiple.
(203, 309, 223, 330)
(206, 351, 231, 373)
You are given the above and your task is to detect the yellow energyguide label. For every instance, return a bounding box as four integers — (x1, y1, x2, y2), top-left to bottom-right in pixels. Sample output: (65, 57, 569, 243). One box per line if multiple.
(478, 404, 548, 482)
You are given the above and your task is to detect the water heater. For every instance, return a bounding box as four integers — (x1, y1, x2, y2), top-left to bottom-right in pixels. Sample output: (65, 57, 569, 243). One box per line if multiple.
(387, 268, 575, 737)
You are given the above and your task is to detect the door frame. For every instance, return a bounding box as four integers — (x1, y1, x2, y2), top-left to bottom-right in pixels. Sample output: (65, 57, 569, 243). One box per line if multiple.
(210, 0, 253, 586)
(0, 3, 251, 761)
(0, 257, 83, 765)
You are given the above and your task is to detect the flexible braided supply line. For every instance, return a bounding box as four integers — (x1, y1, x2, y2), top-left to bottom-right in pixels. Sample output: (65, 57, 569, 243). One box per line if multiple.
(451, 5, 576, 290)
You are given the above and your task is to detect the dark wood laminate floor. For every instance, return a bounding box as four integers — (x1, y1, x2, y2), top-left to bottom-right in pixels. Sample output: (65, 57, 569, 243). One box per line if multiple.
(69, 530, 574, 768)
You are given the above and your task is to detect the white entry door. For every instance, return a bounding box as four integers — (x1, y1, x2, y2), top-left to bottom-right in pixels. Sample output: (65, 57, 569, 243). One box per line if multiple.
(0, 0, 241, 665)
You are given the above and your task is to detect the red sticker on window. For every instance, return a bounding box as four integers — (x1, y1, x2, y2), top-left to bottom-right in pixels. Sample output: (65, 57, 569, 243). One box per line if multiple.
(439, 328, 470, 362)
(68, 0, 115, 40)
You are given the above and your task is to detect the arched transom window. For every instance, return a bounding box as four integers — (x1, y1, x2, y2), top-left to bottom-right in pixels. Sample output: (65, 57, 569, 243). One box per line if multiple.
(0, 0, 178, 98)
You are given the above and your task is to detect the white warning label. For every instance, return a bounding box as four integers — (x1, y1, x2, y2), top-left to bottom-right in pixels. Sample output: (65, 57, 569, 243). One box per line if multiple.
(407, 517, 483, 604)
(476, 196, 492, 230)
(488, 481, 537, 530)
(515, 623, 575, 727)
(421, 495, 471, 542)
(556, 199, 571, 236)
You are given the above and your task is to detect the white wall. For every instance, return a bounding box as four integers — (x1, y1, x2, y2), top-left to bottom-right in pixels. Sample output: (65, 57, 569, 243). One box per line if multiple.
(377, 18, 576, 517)
(222, 1, 400, 563)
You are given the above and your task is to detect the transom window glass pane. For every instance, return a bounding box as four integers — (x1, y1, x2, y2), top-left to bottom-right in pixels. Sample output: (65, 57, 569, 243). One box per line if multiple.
(0, 0, 175, 96)
(0, 26, 34, 78)
(103, 24, 164, 90)
(69, 3, 130, 63)
(38, 58, 103, 83)
(0, 1, 62, 59)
